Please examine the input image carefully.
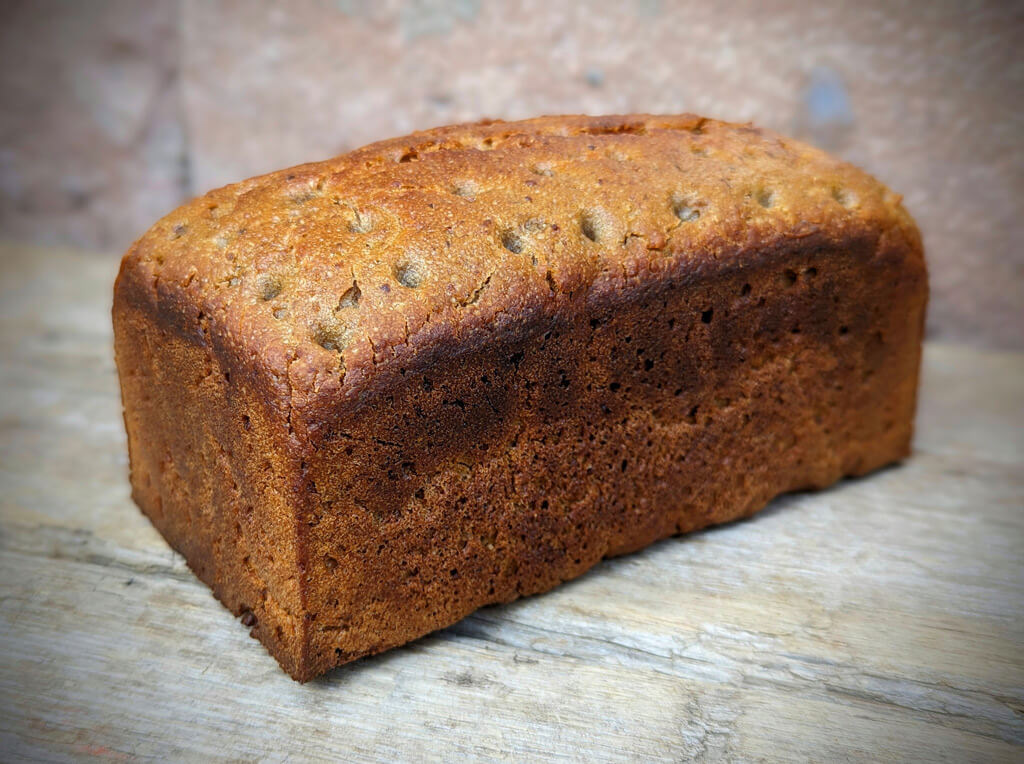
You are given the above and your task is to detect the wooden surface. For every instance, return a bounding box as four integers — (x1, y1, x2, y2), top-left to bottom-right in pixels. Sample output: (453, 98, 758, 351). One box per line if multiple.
(0, 242, 1021, 762)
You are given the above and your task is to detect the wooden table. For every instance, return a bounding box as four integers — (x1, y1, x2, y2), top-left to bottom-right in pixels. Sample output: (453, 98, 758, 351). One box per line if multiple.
(1, 243, 1021, 762)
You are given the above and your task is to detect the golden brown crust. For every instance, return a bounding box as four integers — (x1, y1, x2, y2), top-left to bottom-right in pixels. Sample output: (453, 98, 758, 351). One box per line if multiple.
(117, 114, 919, 414)
(114, 114, 927, 680)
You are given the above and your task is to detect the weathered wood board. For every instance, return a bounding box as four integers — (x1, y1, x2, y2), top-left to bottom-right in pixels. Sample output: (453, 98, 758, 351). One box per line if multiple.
(0, 243, 1021, 762)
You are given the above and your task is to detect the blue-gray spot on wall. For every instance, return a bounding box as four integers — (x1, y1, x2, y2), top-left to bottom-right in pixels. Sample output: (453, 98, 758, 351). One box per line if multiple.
(804, 67, 854, 128)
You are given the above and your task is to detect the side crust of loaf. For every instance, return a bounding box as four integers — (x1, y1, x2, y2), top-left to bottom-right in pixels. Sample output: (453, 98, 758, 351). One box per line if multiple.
(113, 114, 927, 680)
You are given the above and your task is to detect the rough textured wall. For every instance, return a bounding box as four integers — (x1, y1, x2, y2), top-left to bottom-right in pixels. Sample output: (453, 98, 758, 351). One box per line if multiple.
(1, 0, 1021, 347)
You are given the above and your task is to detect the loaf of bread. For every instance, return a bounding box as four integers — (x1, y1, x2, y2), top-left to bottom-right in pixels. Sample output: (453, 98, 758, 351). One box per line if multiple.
(113, 114, 927, 680)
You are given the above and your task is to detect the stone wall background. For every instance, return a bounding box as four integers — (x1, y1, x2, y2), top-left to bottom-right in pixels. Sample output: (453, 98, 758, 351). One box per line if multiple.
(1, 0, 1020, 347)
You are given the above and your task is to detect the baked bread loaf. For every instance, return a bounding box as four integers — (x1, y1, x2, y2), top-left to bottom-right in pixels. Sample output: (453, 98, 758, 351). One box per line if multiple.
(113, 114, 927, 681)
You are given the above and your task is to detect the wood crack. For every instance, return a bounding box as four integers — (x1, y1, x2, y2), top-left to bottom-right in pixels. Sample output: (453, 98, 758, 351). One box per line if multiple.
(0, 525, 195, 585)
(450, 612, 1024, 746)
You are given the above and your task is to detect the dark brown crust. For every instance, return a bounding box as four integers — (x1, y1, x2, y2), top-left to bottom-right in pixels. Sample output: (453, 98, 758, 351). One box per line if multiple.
(113, 114, 927, 680)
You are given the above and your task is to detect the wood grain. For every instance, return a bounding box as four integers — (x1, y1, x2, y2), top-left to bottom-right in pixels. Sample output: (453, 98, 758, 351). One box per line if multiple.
(0, 243, 1021, 762)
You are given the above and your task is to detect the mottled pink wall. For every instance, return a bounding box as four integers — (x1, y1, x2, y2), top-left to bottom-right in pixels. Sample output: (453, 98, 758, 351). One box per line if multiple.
(1, 0, 1021, 347)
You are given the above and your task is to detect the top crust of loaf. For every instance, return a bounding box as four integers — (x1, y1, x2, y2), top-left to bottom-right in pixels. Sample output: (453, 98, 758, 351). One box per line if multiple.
(115, 114, 922, 429)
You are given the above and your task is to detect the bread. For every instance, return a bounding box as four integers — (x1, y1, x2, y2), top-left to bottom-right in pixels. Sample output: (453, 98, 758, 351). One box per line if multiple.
(113, 114, 927, 681)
